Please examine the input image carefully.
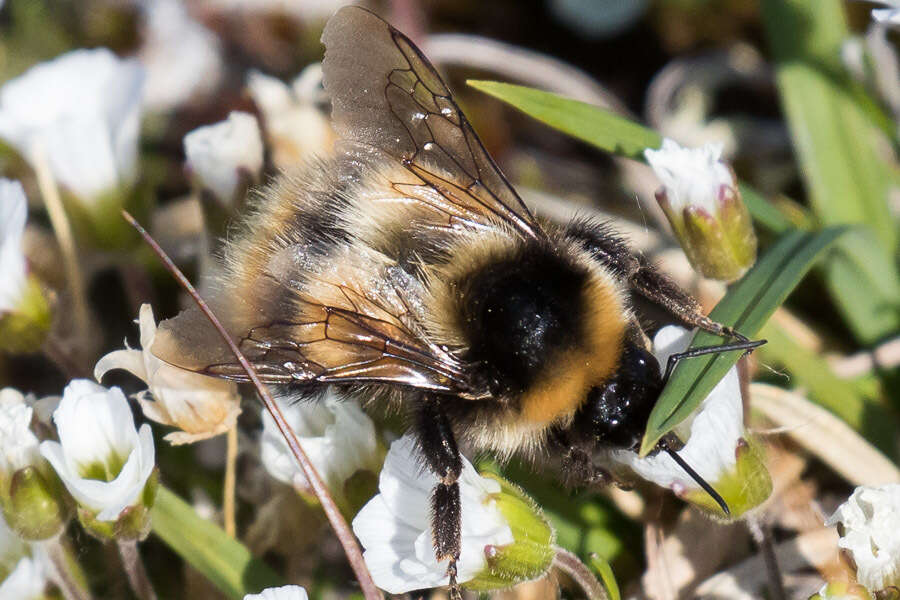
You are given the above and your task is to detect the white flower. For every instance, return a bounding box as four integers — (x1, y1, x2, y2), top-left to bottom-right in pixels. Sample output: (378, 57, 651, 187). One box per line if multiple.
(183, 112, 264, 203)
(644, 138, 733, 215)
(0, 180, 27, 315)
(260, 391, 379, 496)
(0, 556, 48, 600)
(0, 48, 144, 203)
(243, 585, 309, 600)
(139, 0, 223, 111)
(825, 484, 900, 592)
(95, 304, 240, 445)
(246, 67, 334, 168)
(0, 389, 41, 477)
(609, 326, 742, 491)
(352, 435, 514, 594)
(39, 380, 155, 522)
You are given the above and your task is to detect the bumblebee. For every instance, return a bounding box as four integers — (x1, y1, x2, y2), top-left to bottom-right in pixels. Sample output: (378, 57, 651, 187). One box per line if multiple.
(153, 6, 761, 595)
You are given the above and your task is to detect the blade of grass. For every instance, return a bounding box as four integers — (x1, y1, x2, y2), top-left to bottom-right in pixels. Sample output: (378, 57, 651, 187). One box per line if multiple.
(467, 80, 797, 234)
(639, 227, 847, 455)
(589, 554, 622, 600)
(760, 0, 900, 343)
(151, 486, 283, 599)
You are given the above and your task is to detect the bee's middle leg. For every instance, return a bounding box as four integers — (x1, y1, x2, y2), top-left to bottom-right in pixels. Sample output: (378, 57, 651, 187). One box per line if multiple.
(416, 394, 463, 599)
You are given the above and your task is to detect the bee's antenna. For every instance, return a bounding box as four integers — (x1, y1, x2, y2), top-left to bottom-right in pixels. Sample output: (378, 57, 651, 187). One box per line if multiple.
(659, 436, 731, 517)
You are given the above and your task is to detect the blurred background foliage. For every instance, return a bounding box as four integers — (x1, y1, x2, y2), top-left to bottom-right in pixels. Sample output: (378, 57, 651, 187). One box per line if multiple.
(0, 0, 898, 598)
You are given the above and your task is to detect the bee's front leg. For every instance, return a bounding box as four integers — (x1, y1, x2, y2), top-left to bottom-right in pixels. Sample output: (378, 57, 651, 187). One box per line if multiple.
(416, 394, 463, 600)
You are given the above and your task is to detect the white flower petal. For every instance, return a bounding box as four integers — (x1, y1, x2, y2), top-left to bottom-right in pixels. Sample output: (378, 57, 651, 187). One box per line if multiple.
(643, 138, 733, 214)
(0, 48, 144, 202)
(139, 0, 223, 111)
(243, 585, 309, 600)
(0, 555, 47, 600)
(96, 304, 240, 444)
(826, 483, 900, 592)
(608, 326, 743, 491)
(0, 388, 41, 476)
(872, 7, 900, 25)
(260, 391, 379, 494)
(184, 111, 264, 202)
(0, 180, 28, 314)
(351, 434, 513, 594)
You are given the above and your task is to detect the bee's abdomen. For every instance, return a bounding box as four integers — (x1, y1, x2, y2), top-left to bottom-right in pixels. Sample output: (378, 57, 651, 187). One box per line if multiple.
(458, 244, 588, 395)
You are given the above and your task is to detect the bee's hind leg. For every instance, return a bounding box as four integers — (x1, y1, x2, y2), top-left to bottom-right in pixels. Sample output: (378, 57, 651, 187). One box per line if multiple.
(416, 394, 463, 600)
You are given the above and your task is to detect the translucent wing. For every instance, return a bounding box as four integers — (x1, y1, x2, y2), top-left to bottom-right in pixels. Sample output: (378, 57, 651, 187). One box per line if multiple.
(321, 6, 542, 239)
(152, 249, 483, 399)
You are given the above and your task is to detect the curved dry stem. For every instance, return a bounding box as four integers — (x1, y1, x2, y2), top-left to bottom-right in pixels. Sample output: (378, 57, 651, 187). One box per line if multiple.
(32, 149, 90, 340)
(123, 211, 383, 600)
(223, 425, 238, 537)
(553, 547, 609, 600)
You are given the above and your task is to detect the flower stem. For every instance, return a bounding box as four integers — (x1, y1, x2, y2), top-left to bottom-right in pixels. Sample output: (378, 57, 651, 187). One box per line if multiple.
(117, 540, 158, 600)
(747, 517, 786, 600)
(32, 148, 90, 341)
(223, 425, 238, 537)
(42, 537, 92, 600)
(123, 211, 383, 600)
(553, 547, 609, 600)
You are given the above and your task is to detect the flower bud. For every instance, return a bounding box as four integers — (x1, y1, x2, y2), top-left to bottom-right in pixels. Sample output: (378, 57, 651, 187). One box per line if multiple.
(183, 111, 264, 208)
(644, 138, 757, 281)
(465, 473, 555, 591)
(826, 484, 900, 594)
(0, 180, 52, 354)
(0, 389, 70, 540)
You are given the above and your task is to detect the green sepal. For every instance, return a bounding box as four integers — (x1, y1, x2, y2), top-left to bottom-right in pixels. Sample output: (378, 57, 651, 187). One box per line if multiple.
(76, 469, 159, 541)
(682, 437, 772, 520)
(0, 276, 52, 353)
(2, 464, 72, 540)
(464, 473, 556, 592)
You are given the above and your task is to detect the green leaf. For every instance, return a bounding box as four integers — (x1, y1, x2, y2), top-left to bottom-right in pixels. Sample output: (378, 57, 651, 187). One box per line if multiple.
(639, 227, 847, 455)
(467, 80, 797, 234)
(151, 486, 283, 599)
(761, 0, 900, 342)
(589, 554, 621, 600)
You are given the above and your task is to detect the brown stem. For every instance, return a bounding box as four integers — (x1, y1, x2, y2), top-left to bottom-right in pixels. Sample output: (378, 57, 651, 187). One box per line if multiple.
(43, 538, 92, 600)
(117, 540, 158, 600)
(552, 547, 608, 600)
(223, 425, 238, 537)
(747, 517, 786, 600)
(122, 211, 383, 600)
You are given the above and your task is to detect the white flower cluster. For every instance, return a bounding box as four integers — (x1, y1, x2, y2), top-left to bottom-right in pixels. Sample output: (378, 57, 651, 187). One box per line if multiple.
(0, 48, 143, 204)
(644, 138, 733, 215)
(826, 483, 900, 593)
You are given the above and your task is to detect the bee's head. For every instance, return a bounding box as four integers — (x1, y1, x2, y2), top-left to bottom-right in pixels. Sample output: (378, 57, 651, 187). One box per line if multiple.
(575, 343, 663, 451)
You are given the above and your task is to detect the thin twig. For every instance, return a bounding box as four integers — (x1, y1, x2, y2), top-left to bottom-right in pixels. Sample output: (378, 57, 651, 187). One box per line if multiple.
(223, 425, 238, 537)
(122, 211, 383, 600)
(117, 540, 158, 600)
(746, 517, 786, 600)
(42, 538, 92, 600)
(552, 547, 609, 600)
(32, 149, 90, 340)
